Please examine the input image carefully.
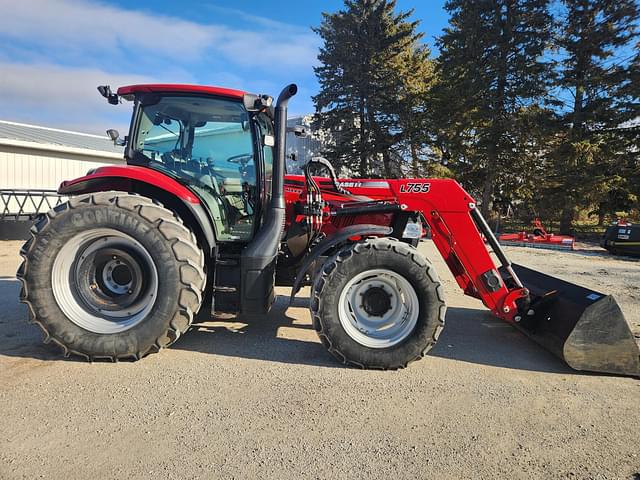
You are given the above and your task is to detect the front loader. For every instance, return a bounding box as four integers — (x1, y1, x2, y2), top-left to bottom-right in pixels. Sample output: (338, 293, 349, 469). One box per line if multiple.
(17, 82, 640, 376)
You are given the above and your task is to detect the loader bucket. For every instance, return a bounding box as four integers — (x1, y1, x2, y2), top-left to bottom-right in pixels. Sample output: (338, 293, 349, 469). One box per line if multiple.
(511, 264, 640, 377)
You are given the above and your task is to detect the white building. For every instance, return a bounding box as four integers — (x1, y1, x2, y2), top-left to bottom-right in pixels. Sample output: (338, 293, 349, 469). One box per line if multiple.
(0, 120, 124, 219)
(0, 120, 124, 190)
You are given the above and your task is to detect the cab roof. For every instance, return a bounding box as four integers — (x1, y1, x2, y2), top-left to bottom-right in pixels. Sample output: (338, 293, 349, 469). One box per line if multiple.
(116, 84, 247, 100)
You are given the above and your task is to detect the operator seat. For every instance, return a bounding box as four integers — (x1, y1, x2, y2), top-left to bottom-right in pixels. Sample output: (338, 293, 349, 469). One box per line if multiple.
(222, 178, 243, 193)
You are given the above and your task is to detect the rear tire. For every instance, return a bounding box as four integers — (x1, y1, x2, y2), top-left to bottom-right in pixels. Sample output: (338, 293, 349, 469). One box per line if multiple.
(310, 237, 446, 369)
(17, 192, 205, 361)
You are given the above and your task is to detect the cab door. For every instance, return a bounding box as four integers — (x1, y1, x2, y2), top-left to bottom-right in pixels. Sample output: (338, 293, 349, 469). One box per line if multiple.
(133, 95, 259, 242)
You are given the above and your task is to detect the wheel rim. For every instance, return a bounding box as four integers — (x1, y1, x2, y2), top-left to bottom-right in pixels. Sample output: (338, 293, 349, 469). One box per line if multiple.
(51, 228, 159, 334)
(337, 268, 419, 348)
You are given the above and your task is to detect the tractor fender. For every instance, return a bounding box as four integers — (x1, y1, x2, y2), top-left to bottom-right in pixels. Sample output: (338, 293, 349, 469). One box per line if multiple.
(289, 224, 393, 302)
(57, 165, 216, 254)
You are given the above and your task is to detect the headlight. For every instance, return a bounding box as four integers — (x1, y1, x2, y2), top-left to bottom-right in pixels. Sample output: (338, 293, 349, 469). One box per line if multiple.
(402, 219, 423, 239)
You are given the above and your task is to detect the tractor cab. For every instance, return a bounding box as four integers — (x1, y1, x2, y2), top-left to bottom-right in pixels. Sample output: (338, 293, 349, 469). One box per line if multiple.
(118, 86, 276, 243)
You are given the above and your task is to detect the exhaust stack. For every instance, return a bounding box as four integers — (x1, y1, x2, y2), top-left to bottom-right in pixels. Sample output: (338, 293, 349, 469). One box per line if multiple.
(239, 84, 297, 315)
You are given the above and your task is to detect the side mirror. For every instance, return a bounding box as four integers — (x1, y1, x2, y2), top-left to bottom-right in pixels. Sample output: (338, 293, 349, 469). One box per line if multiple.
(97, 85, 119, 105)
(106, 129, 126, 146)
(287, 125, 309, 138)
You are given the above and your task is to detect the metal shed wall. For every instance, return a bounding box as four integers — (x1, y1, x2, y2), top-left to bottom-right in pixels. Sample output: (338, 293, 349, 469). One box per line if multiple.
(0, 143, 123, 190)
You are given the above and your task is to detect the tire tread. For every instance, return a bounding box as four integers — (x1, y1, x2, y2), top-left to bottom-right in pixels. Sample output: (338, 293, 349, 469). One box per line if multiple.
(310, 237, 446, 370)
(16, 191, 205, 361)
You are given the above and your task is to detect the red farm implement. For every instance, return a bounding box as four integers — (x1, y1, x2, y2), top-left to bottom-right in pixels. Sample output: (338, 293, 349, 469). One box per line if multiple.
(499, 218, 575, 251)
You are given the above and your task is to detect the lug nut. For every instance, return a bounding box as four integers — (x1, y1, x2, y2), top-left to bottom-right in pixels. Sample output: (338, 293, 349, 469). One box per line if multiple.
(514, 315, 522, 323)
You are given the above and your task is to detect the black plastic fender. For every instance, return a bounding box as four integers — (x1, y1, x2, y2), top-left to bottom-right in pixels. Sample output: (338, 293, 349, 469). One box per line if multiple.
(289, 224, 393, 302)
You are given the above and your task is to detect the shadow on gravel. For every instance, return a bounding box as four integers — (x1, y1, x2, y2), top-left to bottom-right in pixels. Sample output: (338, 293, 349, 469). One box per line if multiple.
(176, 295, 344, 368)
(430, 306, 573, 374)
(0, 276, 571, 374)
(179, 295, 572, 374)
(0, 282, 341, 367)
(0, 277, 72, 362)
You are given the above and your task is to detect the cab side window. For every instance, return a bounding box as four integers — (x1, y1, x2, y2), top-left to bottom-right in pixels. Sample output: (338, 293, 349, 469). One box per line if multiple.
(254, 113, 274, 206)
(135, 96, 257, 242)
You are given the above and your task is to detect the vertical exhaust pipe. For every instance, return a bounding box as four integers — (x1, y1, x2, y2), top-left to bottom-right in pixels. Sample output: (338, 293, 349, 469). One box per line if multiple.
(240, 84, 298, 315)
(272, 84, 298, 209)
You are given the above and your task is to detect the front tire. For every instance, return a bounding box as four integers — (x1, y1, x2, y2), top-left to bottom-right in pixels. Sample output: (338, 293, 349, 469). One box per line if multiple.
(310, 237, 446, 369)
(17, 192, 205, 361)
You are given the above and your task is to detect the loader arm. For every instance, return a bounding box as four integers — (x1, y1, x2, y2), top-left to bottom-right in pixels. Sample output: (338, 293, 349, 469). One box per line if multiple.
(387, 178, 528, 321)
(296, 176, 530, 322)
(292, 175, 639, 376)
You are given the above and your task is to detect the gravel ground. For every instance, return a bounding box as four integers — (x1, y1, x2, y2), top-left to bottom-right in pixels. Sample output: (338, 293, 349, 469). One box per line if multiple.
(0, 238, 638, 480)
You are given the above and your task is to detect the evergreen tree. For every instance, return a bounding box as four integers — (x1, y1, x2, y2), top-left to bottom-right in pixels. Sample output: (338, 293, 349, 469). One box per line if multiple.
(552, 0, 640, 233)
(313, 0, 432, 177)
(394, 44, 438, 176)
(434, 0, 554, 217)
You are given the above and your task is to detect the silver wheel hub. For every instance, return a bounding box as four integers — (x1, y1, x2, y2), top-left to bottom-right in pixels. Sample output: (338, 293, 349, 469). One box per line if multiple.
(102, 258, 133, 295)
(51, 228, 159, 334)
(338, 268, 419, 348)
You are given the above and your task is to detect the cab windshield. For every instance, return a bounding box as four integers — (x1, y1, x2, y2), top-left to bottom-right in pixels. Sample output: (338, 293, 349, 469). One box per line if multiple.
(133, 95, 256, 241)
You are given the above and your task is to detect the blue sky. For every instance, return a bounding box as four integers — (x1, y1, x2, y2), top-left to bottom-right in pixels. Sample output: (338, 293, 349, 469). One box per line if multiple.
(0, 0, 449, 135)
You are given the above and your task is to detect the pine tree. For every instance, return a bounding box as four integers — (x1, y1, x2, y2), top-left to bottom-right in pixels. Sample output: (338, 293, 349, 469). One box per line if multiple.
(434, 0, 554, 218)
(553, 0, 640, 233)
(313, 0, 432, 177)
(394, 45, 438, 176)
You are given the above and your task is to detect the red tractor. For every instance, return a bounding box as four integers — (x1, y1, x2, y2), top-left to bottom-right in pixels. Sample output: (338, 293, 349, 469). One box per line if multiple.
(17, 83, 639, 376)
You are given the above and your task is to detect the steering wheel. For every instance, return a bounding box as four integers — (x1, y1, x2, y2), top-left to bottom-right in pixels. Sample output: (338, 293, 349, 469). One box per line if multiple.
(227, 153, 253, 164)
